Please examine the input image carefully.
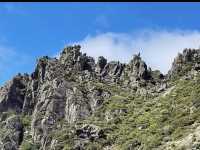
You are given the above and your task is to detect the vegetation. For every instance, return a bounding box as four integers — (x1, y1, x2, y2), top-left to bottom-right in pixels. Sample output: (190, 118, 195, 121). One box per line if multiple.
(75, 74, 200, 149)
(5, 73, 200, 150)
(19, 141, 40, 150)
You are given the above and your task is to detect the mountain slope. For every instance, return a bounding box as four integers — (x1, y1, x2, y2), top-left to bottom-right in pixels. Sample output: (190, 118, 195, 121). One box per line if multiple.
(0, 45, 200, 150)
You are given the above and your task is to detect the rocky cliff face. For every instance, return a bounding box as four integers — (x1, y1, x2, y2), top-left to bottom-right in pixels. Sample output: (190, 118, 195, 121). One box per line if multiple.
(168, 48, 200, 78)
(1, 45, 200, 150)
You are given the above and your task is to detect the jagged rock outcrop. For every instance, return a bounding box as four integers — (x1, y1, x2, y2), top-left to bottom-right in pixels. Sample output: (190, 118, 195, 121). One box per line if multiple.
(26, 46, 112, 149)
(169, 48, 200, 78)
(96, 56, 107, 74)
(60, 45, 95, 72)
(3, 45, 199, 149)
(76, 124, 105, 140)
(73, 124, 106, 150)
(0, 73, 29, 113)
(99, 61, 125, 83)
(128, 53, 151, 81)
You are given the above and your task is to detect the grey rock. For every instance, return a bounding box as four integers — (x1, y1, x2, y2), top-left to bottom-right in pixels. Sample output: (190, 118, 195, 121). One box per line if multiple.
(0, 74, 29, 113)
(126, 139, 142, 150)
(96, 56, 107, 74)
(129, 53, 151, 81)
(168, 48, 200, 78)
(76, 124, 105, 140)
(0, 115, 23, 150)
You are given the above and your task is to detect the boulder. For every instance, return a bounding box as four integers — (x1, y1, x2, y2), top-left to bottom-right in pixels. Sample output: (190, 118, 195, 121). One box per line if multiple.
(76, 124, 105, 140)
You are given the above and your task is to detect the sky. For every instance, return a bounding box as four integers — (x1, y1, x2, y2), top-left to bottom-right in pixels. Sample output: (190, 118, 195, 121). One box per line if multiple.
(1, 2, 200, 85)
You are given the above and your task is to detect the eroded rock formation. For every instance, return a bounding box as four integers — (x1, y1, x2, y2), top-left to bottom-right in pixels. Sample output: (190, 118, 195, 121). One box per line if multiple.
(1, 45, 198, 149)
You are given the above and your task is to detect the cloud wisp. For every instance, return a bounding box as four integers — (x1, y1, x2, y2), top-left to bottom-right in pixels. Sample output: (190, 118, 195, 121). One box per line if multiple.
(72, 30, 200, 74)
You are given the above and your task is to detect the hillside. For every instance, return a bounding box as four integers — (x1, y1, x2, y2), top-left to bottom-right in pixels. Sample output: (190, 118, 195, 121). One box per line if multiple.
(0, 45, 200, 150)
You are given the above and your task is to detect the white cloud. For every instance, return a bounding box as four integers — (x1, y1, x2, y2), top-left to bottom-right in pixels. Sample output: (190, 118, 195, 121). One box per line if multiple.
(73, 30, 200, 74)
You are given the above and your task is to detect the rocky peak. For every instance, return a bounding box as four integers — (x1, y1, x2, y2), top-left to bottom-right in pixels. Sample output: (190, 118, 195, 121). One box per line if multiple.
(59, 45, 95, 72)
(96, 56, 107, 74)
(59, 45, 81, 65)
(76, 53, 95, 72)
(128, 53, 151, 81)
(31, 56, 50, 82)
(169, 48, 200, 78)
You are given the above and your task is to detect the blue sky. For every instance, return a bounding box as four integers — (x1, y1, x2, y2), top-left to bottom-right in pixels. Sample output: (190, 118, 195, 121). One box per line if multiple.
(1, 2, 200, 85)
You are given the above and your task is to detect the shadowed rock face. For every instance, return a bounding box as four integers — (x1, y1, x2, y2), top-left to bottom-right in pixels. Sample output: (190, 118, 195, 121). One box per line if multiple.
(96, 56, 107, 74)
(3, 45, 197, 149)
(128, 53, 151, 81)
(0, 74, 29, 113)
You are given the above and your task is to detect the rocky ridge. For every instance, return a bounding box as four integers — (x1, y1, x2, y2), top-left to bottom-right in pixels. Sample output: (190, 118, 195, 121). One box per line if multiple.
(0, 45, 200, 150)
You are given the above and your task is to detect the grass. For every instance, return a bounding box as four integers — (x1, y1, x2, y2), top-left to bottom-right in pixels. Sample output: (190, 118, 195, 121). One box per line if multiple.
(19, 141, 40, 150)
(77, 73, 200, 149)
